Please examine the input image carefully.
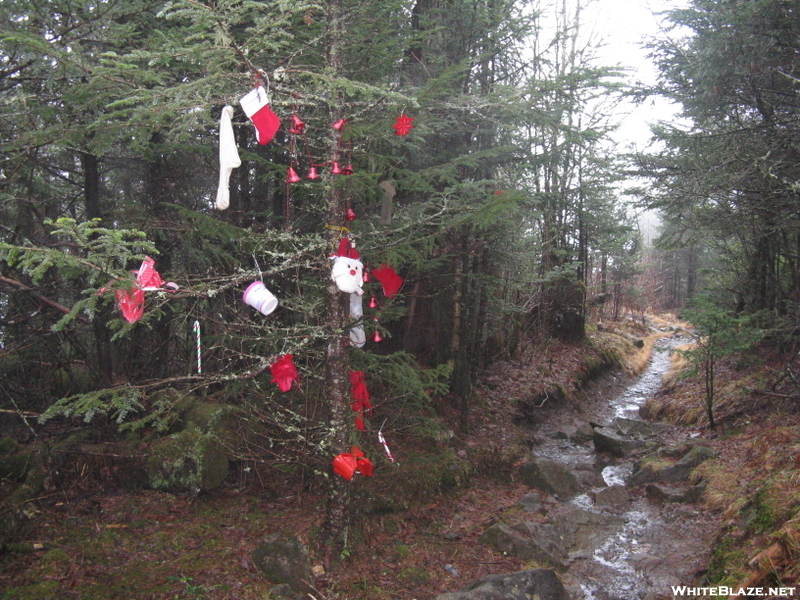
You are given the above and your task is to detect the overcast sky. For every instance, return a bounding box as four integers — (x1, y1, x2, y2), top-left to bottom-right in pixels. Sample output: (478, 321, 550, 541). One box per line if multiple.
(584, 0, 690, 150)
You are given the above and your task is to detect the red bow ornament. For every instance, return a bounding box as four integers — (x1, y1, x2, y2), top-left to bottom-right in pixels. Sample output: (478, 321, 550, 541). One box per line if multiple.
(371, 264, 404, 297)
(332, 446, 374, 480)
(270, 353, 299, 392)
(349, 370, 374, 431)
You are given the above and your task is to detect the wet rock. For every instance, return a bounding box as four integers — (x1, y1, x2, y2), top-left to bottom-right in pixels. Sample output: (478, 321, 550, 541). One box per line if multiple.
(549, 507, 623, 551)
(518, 492, 546, 514)
(479, 523, 565, 568)
(613, 417, 663, 439)
(592, 426, 645, 457)
(645, 482, 706, 503)
(252, 534, 314, 595)
(517, 457, 582, 498)
(434, 568, 569, 600)
(629, 443, 717, 486)
(590, 484, 630, 508)
(572, 464, 607, 489)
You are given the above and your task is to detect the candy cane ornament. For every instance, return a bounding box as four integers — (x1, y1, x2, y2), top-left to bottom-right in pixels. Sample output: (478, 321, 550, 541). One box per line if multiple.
(193, 320, 202, 374)
(378, 428, 395, 463)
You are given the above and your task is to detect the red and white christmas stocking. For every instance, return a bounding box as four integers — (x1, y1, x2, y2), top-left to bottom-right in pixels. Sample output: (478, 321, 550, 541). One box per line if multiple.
(239, 87, 280, 145)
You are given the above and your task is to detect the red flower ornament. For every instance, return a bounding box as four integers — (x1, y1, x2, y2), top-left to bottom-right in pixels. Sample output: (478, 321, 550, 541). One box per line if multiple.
(393, 113, 414, 136)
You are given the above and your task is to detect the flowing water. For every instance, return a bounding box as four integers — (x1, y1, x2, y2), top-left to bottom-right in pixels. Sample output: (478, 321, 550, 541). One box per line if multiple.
(529, 333, 718, 600)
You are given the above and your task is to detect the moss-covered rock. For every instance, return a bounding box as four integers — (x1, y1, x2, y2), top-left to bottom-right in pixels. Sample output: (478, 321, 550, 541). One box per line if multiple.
(252, 534, 314, 594)
(145, 429, 229, 494)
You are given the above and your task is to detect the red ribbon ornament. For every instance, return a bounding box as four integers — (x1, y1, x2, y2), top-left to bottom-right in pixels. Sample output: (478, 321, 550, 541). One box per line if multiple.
(349, 371, 374, 431)
(103, 257, 178, 324)
(332, 445, 374, 480)
(270, 353, 299, 392)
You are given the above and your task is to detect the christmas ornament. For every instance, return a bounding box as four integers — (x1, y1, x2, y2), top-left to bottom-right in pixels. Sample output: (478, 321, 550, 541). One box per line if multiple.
(331, 161, 342, 175)
(332, 446, 374, 480)
(216, 105, 241, 211)
(242, 280, 278, 316)
(240, 86, 280, 145)
(116, 287, 145, 324)
(332, 118, 347, 131)
(372, 264, 404, 297)
(393, 113, 414, 136)
(342, 163, 354, 176)
(349, 370, 373, 431)
(378, 427, 395, 463)
(286, 166, 302, 183)
(306, 166, 319, 180)
(349, 292, 366, 348)
(372, 329, 383, 343)
(331, 238, 364, 295)
(368, 296, 379, 309)
(289, 114, 305, 134)
(270, 354, 299, 392)
(346, 207, 357, 221)
(108, 257, 178, 324)
(193, 320, 202, 374)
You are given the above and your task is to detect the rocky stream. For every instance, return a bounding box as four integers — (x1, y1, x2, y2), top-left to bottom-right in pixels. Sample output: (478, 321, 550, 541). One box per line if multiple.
(434, 332, 721, 600)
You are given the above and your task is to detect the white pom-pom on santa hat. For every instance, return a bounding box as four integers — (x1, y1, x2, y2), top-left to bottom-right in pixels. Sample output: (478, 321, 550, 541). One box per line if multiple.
(331, 238, 364, 295)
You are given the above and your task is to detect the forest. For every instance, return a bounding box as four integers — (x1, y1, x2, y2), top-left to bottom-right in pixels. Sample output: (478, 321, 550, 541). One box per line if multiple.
(1, 0, 800, 598)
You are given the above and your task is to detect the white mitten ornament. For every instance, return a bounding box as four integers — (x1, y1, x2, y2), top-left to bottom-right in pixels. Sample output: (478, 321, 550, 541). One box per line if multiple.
(331, 238, 364, 295)
(216, 105, 241, 210)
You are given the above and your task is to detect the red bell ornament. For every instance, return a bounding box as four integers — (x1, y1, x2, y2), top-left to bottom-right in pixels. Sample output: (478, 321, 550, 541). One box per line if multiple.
(333, 118, 347, 131)
(346, 207, 357, 221)
(289, 114, 305, 134)
(368, 296, 379, 309)
(287, 166, 302, 183)
(372, 330, 383, 343)
(342, 163, 354, 175)
(306, 166, 319, 180)
(331, 161, 342, 175)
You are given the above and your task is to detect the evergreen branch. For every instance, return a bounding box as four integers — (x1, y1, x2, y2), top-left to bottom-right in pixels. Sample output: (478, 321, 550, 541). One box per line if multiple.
(0, 274, 90, 324)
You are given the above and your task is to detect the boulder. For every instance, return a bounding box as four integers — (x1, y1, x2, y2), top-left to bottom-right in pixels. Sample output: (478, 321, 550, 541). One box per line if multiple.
(479, 523, 564, 568)
(145, 429, 229, 494)
(434, 568, 569, 600)
(645, 482, 705, 503)
(629, 444, 717, 486)
(549, 507, 623, 551)
(518, 457, 581, 498)
(518, 492, 545, 515)
(590, 484, 630, 508)
(592, 427, 645, 457)
(252, 534, 314, 595)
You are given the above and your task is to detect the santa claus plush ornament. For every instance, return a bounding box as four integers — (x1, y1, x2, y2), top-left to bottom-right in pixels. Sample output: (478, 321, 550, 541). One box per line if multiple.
(331, 238, 364, 295)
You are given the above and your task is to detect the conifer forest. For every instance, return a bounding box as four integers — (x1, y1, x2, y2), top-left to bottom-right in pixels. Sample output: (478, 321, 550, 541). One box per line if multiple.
(2, 0, 800, 598)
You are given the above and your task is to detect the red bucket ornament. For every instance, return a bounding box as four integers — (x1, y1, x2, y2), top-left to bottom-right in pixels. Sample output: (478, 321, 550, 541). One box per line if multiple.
(332, 446, 374, 480)
(270, 353, 299, 392)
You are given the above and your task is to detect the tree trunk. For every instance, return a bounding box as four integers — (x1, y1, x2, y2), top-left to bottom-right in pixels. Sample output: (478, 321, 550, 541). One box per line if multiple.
(319, 0, 354, 566)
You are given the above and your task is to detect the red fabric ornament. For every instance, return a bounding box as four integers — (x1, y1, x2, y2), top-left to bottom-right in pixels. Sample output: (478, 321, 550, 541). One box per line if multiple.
(270, 353, 299, 392)
(332, 445, 374, 480)
(372, 264, 404, 297)
(393, 113, 414, 136)
(349, 371, 373, 431)
(106, 257, 177, 323)
(116, 287, 145, 324)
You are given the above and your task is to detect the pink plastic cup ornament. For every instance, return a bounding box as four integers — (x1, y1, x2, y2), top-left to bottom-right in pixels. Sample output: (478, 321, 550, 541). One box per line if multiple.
(243, 281, 278, 316)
